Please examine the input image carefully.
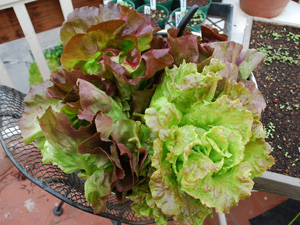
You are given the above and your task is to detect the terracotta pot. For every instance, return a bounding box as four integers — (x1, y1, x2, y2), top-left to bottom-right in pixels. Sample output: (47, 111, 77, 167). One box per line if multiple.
(239, 0, 291, 18)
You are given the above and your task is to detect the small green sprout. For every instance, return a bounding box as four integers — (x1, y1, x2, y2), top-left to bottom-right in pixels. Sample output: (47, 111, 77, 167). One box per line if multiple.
(272, 32, 282, 40)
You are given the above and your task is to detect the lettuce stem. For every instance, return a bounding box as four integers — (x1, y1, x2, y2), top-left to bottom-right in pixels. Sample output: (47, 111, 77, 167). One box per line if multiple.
(80, 154, 93, 176)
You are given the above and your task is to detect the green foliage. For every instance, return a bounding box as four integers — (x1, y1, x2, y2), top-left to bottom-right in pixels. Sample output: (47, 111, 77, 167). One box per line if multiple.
(28, 62, 44, 86)
(28, 42, 63, 86)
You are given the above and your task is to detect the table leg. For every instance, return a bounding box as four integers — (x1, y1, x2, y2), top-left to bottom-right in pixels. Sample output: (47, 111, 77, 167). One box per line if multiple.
(53, 200, 64, 216)
(111, 220, 121, 225)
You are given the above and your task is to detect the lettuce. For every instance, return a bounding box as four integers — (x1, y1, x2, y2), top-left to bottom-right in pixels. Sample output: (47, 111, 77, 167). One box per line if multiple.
(18, 3, 273, 223)
(19, 67, 151, 213)
(59, 3, 173, 102)
(144, 60, 274, 222)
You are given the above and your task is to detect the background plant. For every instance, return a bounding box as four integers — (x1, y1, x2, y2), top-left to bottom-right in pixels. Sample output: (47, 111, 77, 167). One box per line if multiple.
(28, 42, 63, 86)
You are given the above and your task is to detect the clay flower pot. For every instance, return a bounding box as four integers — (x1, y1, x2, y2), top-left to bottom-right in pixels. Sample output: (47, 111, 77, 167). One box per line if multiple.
(239, 0, 291, 18)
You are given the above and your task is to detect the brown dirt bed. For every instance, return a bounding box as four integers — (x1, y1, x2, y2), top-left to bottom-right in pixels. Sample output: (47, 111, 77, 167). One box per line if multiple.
(249, 21, 300, 178)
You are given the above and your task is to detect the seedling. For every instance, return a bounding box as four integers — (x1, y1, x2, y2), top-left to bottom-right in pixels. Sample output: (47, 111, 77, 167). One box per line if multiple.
(179, 9, 205, 26)
(272, 32, 282, 40)
(116, 1, 134, 8)
(265, 122, 275, 139)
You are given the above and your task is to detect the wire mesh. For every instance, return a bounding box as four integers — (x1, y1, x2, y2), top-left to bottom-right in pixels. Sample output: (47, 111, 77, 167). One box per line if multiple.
(0, 85, 155, 224)
(206, 3, 233, 40)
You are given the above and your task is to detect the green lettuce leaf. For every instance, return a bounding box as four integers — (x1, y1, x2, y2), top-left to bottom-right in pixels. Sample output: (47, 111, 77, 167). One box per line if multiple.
(131, 183, 168, 225)
(243, 136, 274, 178)
(181, 96, 253, 145)
(36, 137, 97, 174)
(238, 49, 265, 80)
(182, 162, 254, 213)
(84, 165, 114, 213)
(150, 59, 224, 112)
(149, 139, 213, 224)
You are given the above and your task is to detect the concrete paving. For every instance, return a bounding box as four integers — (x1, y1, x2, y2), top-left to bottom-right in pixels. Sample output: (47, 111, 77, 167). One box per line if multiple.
(0, 27, 60, 93)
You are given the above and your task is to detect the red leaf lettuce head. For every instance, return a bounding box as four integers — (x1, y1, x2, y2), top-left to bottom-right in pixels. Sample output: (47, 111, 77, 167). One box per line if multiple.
(60, 2, 156, 74)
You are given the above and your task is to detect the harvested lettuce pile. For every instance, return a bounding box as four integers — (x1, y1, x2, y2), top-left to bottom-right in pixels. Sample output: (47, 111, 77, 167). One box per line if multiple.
(18, 2, 274, 224)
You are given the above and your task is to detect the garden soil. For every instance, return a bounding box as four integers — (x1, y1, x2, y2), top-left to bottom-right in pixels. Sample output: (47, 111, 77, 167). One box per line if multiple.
(249, 21, 300, 178)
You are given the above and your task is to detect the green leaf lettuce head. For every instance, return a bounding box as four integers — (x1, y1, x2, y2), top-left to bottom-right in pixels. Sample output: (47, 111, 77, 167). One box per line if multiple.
(143, 60, 274, 223)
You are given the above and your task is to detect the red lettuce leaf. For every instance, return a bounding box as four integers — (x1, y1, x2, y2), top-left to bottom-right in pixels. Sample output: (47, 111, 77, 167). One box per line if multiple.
(60, 3, 155, 74)
(77, 78, 112, 122)
(167, 28, 200, 66)
(200, 24, 228, 43)
(142, 49, 173, 79)
(78, 133, 134, 192)
(48, 67, 105, 99)
(18, 80, 58, 144)
(61, 20, 126, 71)
(38, 107, 96, 153)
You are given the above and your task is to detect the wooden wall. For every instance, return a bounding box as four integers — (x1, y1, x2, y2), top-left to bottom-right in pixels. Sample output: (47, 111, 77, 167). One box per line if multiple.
(0, 0, 104, 44)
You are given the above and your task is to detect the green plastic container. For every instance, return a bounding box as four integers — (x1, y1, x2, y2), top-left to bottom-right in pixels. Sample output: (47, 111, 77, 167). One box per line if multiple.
(196, 0, 212, 16)
(137, 4, 169, 29)
(171, 7, 206, 32)
(111, 0, 135, 8)
(144, 0, 174, 11)
(173, 0, 212, 17)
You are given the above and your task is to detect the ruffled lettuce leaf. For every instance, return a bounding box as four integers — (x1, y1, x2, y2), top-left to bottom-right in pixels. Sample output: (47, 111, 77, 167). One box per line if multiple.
(60, 3, 157, 75)
(36, 137, 98, 174)
(205, 41, 265, 80)
(200, 24, 228, 43)
(149, 138, 213, 224)
(84, 165, 115, 213)
(237, 49, 265, 80)
(60, 3, 153, 51)
(150, 58, 224, 111)
(19, 65, 151, 212)
(182, 162, 254, 213)
(38, 107, 96, 154)
(60, 3, 174, 106)
(130, 183, 168, 225)
(243, 136, 274, 178)
(18, 80, 61, 145)
(167, 28, 200, 66)
(181, 96, 253, 145)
